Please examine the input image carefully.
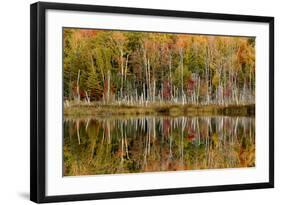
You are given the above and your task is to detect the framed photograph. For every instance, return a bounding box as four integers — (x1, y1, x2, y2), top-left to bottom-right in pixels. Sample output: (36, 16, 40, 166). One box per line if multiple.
(30, 1, 274, 203)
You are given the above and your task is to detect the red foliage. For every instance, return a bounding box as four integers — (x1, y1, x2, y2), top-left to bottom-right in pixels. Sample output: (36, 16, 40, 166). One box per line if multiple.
(103, 79, 109, 98)
(163, 80, 171, 100)
(163, 119, 171, 138)
(72, 83, 85, 98)
(224, 84, 232, 97)
(79, 29, 99, 38)
(187, 133, 196, 141)
(187, 79, 195, 91)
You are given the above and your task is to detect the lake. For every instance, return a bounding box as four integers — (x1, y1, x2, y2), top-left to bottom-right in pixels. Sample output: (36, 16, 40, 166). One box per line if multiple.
(63, 115, 255, 176)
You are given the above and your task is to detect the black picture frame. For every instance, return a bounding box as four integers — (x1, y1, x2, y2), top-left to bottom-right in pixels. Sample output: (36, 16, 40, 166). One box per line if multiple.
(30, 1, 274, 203)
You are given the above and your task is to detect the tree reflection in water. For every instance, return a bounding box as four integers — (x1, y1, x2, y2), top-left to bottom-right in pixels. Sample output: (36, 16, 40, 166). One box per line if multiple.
(63, 116, 255, 176)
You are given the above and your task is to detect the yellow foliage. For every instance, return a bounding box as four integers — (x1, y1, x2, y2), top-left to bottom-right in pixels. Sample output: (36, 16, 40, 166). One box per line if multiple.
(212, 72, 220, 87)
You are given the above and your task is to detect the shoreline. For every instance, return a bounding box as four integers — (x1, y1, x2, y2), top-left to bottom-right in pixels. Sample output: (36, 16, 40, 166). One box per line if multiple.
(64, 103, 255, 117)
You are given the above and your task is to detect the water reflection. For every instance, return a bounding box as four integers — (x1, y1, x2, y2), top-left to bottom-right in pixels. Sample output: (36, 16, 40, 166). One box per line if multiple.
(63, 116, 255, 176)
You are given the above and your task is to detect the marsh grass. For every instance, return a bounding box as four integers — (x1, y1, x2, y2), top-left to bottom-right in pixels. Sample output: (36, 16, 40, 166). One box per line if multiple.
(64, 102, 255, 117)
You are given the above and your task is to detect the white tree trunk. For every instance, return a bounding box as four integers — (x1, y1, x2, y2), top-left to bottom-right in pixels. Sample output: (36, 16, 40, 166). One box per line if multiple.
(107, 70, 111, 103)
(76, 69, 81, 102)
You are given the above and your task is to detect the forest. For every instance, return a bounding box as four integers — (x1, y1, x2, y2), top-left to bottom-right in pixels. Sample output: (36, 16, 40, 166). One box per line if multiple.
(63, 28, 255, 115)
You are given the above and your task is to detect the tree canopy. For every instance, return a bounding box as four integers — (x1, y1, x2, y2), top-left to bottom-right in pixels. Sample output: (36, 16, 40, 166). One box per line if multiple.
(63, 29, 255, 105)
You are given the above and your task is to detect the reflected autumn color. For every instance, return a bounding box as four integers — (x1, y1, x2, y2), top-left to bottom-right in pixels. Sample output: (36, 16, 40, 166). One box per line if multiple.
(63, 116, 255, 176)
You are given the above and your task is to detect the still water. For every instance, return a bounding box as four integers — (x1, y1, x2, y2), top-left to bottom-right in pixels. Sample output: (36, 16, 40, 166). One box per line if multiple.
(63, 116, 255, 176)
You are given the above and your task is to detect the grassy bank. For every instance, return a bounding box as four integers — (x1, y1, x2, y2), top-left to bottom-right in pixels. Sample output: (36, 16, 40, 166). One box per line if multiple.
(64, 102, 255, 117)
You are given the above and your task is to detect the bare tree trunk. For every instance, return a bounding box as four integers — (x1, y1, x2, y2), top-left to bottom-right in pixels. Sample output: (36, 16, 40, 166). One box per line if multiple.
(124, 53, 129, 101)
(223, 62, 226, 105)
(179, 48, 184, 104)
(197, 76, 200, 104)
(153, 79, 156, 102)
(205, 46, 209, 104)
(85, 91, 90, 104)
(120, 49, 124, 99)
(107, 70, 111, 103)
(143, 49, 148, 102)
(234, 76, 239, 105)
(147, 59, 151, 101)
(169, 53, 173, 99)
(76, 69, 81, 102)
(249, 68, 252, 103)
(125, 54, 129, 81)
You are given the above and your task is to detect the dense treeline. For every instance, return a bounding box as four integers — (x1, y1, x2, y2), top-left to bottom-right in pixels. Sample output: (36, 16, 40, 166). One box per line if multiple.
(64, 29, 255, 105)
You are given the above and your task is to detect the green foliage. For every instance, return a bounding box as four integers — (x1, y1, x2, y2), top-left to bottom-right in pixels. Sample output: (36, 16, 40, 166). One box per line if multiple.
(86, 69, 103, 100)
(173, 65, 191, 88)
(63, 29, 255, 104)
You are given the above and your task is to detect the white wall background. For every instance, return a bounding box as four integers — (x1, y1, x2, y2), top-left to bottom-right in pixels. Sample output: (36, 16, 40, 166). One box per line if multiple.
(0, 0, 279, 204)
